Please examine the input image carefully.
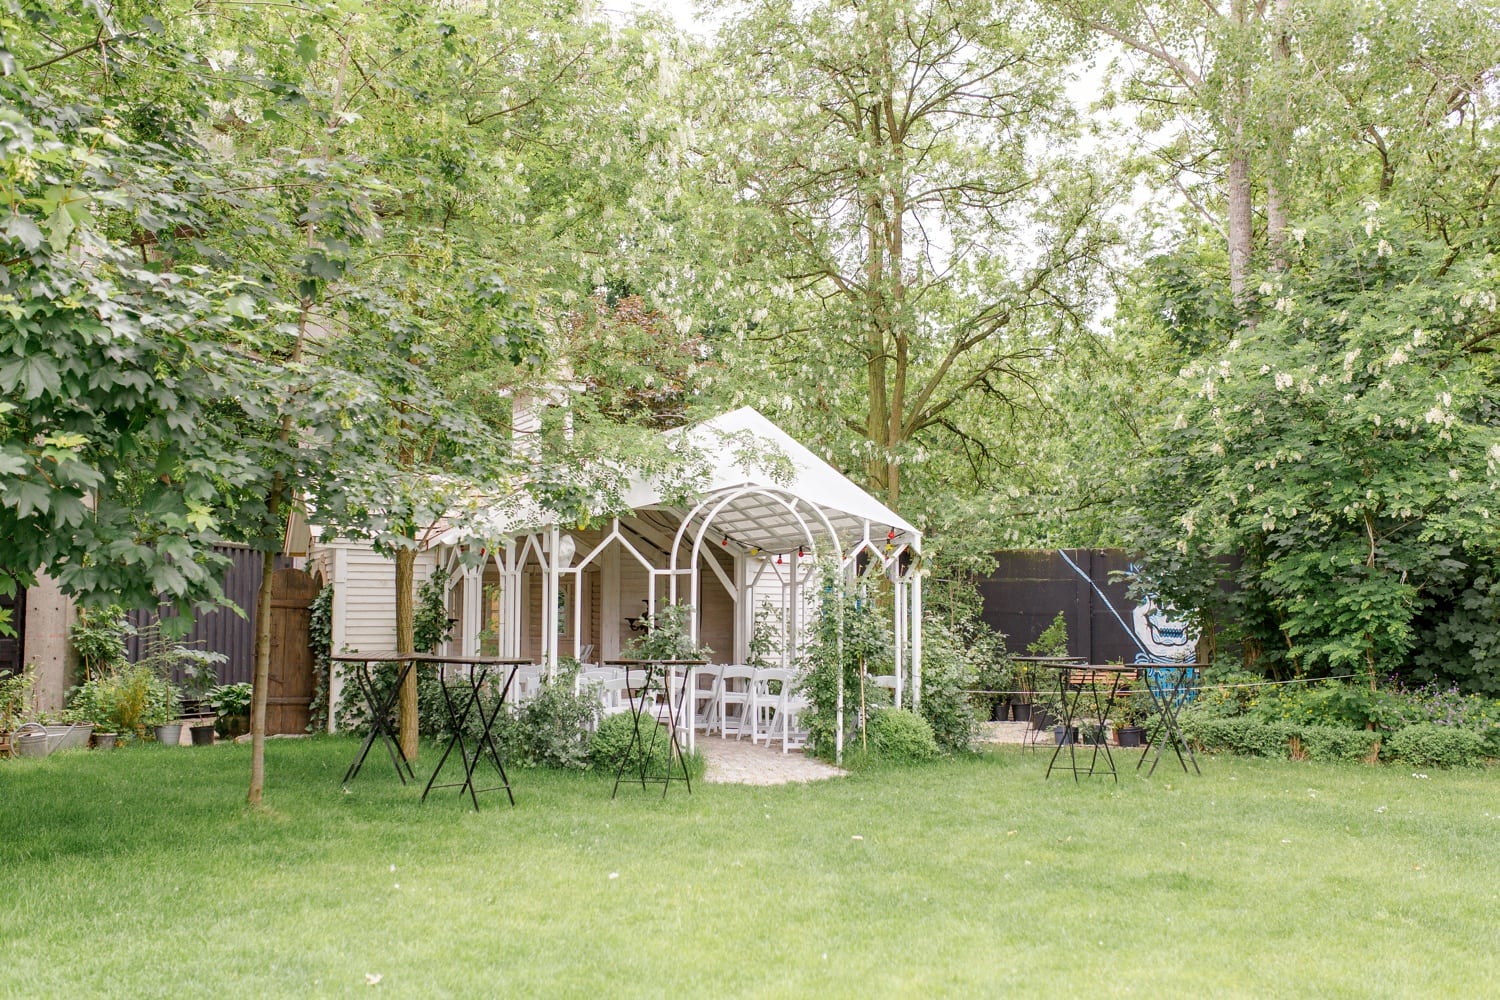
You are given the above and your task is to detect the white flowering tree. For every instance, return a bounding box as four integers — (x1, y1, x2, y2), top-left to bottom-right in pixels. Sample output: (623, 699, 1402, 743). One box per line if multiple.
(1128, 206, 1500, 687)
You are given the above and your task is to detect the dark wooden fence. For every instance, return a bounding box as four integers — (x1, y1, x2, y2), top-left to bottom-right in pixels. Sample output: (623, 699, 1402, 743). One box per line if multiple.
(977, 548, 1200, 664)
(127, 545, 292, 687)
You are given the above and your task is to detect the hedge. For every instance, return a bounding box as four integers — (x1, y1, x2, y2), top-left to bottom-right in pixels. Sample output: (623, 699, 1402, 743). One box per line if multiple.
(1184, 716, 1489, 768)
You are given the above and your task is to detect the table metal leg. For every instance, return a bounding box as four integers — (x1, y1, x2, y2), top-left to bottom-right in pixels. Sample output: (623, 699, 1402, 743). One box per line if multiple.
(344, 662, 415, 786)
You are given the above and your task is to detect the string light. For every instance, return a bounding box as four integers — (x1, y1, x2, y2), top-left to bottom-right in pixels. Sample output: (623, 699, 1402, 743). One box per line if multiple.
(887, 528, 896, 541)
(777, 553, 783, 565)
(797, 545, 804, 558)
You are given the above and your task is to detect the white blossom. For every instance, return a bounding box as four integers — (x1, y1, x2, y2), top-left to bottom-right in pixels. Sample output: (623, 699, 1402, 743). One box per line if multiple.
(1274, 372, 1294, 390)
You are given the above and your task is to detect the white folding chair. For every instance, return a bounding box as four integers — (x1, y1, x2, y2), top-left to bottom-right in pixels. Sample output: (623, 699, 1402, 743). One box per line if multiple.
(777, 693, 811, 752)
(693, 664, 724, 733)
(598, 676, 632, 720)
(718, 666, 755, 740)
(509, 665, 544, 705)
(750, 668, 793, 746)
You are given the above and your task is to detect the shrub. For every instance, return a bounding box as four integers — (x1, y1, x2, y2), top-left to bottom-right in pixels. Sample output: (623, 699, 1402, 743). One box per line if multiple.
(916, 618, 981, 754)
(515, 669, 600, 770)
(1251, 680, 1380, 730)
(868, 708, 939, 763)
(588, 711, 704, 779)
(590, 711, 671, 774)
(1289, 726, 1382, 763)
(1183, 716, 1293, 759)
(1384, 724, 1484, 768)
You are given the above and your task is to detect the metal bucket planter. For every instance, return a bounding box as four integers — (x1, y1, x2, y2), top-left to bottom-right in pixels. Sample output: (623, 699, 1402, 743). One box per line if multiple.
(93, 732, 118, 750)
(15, 723, 51, 758)
(44, 723, 94, 753)
(153, 723, 183, 746)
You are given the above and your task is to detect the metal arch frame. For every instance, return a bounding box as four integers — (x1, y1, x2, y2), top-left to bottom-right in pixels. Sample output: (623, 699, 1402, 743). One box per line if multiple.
(668, 484, 857, 760)
(669, 484, 844, 641)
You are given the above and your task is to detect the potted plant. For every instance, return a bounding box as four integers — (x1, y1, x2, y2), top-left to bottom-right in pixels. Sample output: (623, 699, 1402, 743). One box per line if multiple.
(1112, 689, 1148, 747)
(975, 658, 1013, 722)
(209, 683, 253, 740)
(143, 677, 183, 745)
(1, 665, 38, 756)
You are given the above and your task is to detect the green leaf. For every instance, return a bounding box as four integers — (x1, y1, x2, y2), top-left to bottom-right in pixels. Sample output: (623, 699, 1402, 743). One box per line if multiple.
(295, 33, 319, 65)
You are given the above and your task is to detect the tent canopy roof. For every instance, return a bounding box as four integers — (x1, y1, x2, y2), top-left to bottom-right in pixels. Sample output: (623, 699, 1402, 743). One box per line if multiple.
(427, 407, 919, 556)
(624, 407, 919, 557)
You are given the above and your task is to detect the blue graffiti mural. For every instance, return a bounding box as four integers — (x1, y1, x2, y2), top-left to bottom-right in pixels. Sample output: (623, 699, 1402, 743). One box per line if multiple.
(1056, 551, 1198, 666)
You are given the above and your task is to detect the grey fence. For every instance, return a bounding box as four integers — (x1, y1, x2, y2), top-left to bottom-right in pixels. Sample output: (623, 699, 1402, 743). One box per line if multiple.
(127, 545, 292, 687)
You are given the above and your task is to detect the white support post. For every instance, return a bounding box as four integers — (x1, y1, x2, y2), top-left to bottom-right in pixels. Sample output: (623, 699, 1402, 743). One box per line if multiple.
(835, 562, 846, 766)
(601, 533, 621, 662)
(547, 525, 560, 678)
(326, 546, 349, 733)
(464, 565, 481, 657)
(503, 540, 517, 659)
(787, 548, 800, 669)
(911, 563, 923, 711)
(894, 576, 905, 710)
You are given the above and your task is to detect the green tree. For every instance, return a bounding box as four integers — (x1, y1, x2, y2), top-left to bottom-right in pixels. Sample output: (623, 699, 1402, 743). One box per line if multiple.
(697, 0, 1117, 510)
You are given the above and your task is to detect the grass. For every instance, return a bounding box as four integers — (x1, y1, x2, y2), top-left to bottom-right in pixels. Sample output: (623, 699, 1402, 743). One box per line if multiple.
(2, 737, 1498, 998)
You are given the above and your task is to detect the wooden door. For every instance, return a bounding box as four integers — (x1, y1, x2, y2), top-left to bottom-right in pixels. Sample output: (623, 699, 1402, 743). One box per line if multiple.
(266, 568, 318, 735)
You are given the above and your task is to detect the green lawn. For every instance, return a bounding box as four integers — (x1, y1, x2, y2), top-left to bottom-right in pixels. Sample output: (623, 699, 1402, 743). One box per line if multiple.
(1, 737, 1496, 998)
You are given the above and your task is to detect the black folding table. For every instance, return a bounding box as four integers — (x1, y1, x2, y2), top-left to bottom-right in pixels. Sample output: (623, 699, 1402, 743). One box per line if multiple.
(333, 653, 418, 786)
(1012, 656, 1086, 754)
(1137, 661, 1203, 776)
(605, 659, 705, 799)
(1036, 663, 1137, 782)
(420, 656, 531, 810)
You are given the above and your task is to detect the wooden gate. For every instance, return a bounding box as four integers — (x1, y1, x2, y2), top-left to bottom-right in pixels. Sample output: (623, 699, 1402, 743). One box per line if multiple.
(267, 568, 318, 735)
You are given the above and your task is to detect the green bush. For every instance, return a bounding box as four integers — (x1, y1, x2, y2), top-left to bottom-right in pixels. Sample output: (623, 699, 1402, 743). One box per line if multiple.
(515, 670, 600, 770)
(1186, 716, 1387, 763)
(1385, 724, 1484, 768)
(868, 708, 939, 763)
(1290, 726, 1382, 763)
(915, 618, 981, 754)
(590, 711, 672, 775)
(1251, 680, 1380, 730)
(1183, 717, 1293, 759)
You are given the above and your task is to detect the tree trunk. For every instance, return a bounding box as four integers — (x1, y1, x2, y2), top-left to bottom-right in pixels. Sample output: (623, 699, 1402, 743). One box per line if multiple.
(395, 544, 417, 761)
(1226, 0, 1254, 305)
(247, 475, 283, 807)
(1265, 0, 1292, 268)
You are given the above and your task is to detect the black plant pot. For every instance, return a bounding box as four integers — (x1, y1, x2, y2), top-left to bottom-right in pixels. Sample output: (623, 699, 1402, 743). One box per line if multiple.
(990, 701, 1010, 722)
(1053, 725, 1079, 745)
(215, 714, 250, 739)
(1032, 709, 1055, 731)
(1011, 702, 1032, 723)
(1114, 726, 1145, 748)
